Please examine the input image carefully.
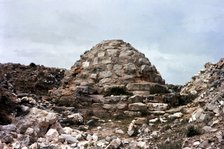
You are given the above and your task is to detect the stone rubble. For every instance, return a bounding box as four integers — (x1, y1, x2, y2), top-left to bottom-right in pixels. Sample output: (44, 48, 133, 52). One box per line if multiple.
(180, 58, 224, 148)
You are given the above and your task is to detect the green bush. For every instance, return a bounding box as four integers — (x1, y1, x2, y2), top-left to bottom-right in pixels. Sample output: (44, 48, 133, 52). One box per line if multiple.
(186, 125, 201, 137)
(104, 86, 132, 96)
(29, 62, 37, 67)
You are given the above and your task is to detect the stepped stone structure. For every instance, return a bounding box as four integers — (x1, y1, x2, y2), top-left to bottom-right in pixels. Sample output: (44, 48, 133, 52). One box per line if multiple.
(52, 40, 167, 101)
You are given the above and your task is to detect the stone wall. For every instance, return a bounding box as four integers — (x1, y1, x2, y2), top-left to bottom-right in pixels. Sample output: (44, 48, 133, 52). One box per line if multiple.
(51, 40, 166, 104)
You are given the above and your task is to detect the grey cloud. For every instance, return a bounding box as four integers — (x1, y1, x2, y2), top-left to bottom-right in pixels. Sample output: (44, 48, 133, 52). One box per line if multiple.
(144, 50, 211, 84)
(0, 0, 224, 84)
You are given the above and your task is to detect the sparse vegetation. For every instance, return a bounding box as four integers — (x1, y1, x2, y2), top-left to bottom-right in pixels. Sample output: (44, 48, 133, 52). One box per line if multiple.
(186, 125, 201, 137)
(157, 140, 182, 149)
(29, 62, 37, 67)
(163, 93, 196, 107)
(0, 87, 17, 125)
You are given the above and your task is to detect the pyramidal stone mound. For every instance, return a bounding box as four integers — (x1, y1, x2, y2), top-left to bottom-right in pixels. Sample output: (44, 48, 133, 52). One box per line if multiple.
(51, 40, 168, 103)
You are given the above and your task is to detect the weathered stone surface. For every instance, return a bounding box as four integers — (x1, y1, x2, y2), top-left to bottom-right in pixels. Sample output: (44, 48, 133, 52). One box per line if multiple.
(149, 118, 159, 123)
(119, 50, 134, 57)
(127, 120, 138, 136)
(137, 141, 147, 148)
(148, 110, 165, 115)
(124, 111, 142, 117)
(107, 138, 121, 148)
(103, 95, 128, 103)
(99, 71, 112, 79)
(202, 126, 217, 132)
(98, 51, 105, 57)
(128, 103, 147, 111)
(128, 95, 145, 103)
(63, 127, 74, 134)
(140, 65, 153, 74)
(107, 49, 118, 56)
(138, 58, 151, 65)
(127, 83, 155, 91)
(132, 91, 151, 96)
(127, 83, 168, 94)
(124, 63, 137, 74)
(168, 112, 183, 118)
(135, 117, 147, 125)
(189, 107, 205, 122)
(45, 129, 59, 142)
(67, 113, 83, 124)
(147, 103, 169, 111)
(102, 104, 114, 110)
(115, 128, 125, 134)
(28, 108, 57, 124)
(82, 61, 90, 68)
(59, 134, 78, 144)
(117, 103, 128, 110)
(23, 108, 58, 135)
(113, 64, 123, 76)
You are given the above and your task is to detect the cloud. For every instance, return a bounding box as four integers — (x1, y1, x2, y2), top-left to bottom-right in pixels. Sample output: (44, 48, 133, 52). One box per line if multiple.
(0, 0, 224, 84)
(145, 49, 211, 84)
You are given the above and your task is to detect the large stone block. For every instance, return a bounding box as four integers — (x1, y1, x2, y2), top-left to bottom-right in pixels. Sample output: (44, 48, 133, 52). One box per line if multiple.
(147, 103, 169, 111)
(128, 95, 145, 103)
(124, 111, 142, 117)
(140, 65, 153, 74)
(99, 71, 112, 79)
(128, 103, 147, 111)
(124, 63, 137, 74)
(107, 49, 118, 56)
(127, 83, 168, 94)
(117, 103, 128, 110)
(102, 104, 115, 110)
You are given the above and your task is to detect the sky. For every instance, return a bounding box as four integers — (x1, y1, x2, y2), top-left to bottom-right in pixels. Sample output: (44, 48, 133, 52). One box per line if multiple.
(0, 0, 224, 85)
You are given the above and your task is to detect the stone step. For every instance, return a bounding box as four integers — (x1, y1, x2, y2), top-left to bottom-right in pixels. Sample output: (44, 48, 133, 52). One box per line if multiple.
(128, 94, 164, 103)
(128, 103, 148, 111)
(102, 103, 128, 110)
(147, 102, 169, 111)
(148, 111, 166, 115)
(128, 102, 169, 112)
(126, 82, 168, 94)
(132, 91, 150, 96)
(93, 102, 169, 111)
(89, 95, 129, 104)
(90, 93, 176, 105)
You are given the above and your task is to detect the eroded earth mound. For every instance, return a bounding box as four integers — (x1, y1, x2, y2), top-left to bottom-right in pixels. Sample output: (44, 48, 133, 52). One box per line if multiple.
(0, 63, 65, 95)
(0, 63, 65, 125)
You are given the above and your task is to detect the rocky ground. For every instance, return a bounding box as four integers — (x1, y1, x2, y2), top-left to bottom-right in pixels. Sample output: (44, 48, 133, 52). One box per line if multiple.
(0, 40, 223, 149)
(0, 63, 65, 126)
